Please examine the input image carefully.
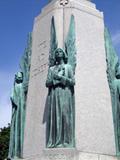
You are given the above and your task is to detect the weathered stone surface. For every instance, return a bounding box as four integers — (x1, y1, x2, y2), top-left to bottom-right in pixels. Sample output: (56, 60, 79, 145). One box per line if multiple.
(42, 148, 79, 160)
(79, 152, 98, 160)
(99, 155, 117, 160)
(22, 151, 118, 160)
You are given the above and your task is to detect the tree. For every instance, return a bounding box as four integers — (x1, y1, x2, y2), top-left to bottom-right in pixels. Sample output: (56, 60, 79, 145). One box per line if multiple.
(0, 124, 10, 160)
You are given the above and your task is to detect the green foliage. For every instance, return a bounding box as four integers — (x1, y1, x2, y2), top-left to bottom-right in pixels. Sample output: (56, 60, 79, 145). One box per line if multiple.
(0, 124, 10, 160)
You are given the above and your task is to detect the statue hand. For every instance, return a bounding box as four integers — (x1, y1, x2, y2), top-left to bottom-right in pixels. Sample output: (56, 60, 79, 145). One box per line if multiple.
(53, 73, 62, 80)
(60, 76, 66, 85)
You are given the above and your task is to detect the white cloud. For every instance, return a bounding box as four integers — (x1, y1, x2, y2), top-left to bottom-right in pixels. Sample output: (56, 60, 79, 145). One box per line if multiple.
(112, 30, 120, 46)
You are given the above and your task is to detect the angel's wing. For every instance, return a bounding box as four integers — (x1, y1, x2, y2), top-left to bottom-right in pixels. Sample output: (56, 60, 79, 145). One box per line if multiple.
(65, 15, 76, 74)
(20, 32, 32, 91)
(105, 28, 120, 150)
(49, 16, 58, 67)
(104, 27, 119, 84)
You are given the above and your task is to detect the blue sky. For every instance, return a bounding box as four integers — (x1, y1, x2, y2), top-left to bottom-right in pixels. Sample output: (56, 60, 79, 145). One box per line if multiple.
(0, 0, 120, 128)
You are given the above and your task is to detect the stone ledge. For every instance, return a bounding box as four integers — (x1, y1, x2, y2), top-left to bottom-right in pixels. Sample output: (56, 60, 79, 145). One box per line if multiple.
(79, 152, 117, 160)
(22, 151, 118, 160)
(35, 0, 103, 23)
(43, 148, 79, 160)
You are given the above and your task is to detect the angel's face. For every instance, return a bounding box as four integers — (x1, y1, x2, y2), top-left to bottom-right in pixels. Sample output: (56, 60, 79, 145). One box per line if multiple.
(56, 51, 63, 58)
(55, 50, 64, 62)
(15, 72, 23, 83)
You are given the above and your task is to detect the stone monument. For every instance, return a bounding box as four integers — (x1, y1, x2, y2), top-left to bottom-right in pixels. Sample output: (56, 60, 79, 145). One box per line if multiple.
(8, 0, 120, 159)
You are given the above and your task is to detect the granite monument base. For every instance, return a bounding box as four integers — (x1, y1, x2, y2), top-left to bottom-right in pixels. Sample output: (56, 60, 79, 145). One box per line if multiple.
(22, 150, 118, 160)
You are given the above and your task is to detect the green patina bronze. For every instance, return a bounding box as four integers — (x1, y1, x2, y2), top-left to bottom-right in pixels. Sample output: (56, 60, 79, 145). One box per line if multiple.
(65, 15, 76, 74)
(8, 72, 25, 159)
(45, 15, 76, 148)
(8, 33, 32, 159)
(46, 48, 75, 148)
(49, 17, 58, 67)
(20, 32, 32, 94)
(105, 28, 120, 156)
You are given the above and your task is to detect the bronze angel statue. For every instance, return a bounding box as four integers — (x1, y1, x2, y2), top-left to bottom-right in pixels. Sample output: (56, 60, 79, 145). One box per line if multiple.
(45, 15, 76, 148)
(105, 28, 120, 156)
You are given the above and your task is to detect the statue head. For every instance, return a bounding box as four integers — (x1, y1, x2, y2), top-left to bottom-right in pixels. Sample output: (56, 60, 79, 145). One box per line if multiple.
(116, 66, 120, 79)
(15, 72, 23, 83)
(54, 48, 68, 64)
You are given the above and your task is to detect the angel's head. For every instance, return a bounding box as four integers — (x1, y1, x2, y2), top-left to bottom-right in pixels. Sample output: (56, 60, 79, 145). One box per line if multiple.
(116, 66, 120, 79)
(15, 72, 23, 84)
(54, 48, 68, 64)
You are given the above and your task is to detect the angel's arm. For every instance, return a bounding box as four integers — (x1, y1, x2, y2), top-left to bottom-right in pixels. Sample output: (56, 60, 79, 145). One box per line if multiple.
(60, 65, 75, 86)
(66, 65, 75, 86)
(46, 68, 53, 87)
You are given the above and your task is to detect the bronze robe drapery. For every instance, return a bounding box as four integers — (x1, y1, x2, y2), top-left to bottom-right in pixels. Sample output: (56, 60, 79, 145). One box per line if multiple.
(46, 64, 75, 148)
(8, 80, 25, 159)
